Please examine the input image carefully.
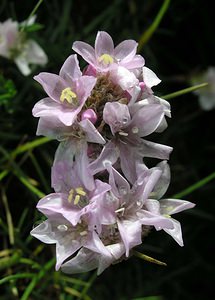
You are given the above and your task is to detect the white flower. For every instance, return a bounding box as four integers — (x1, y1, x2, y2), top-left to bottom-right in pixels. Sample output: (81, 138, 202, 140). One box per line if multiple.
(192, 67, 215, 110)
(0, 18, 48, 76)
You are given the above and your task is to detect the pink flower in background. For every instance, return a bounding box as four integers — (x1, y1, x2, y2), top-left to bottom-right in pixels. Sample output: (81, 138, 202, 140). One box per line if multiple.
(0, 17, 47, 75)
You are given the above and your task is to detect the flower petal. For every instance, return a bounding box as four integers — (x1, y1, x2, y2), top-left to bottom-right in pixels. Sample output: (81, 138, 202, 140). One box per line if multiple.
(34, 73, 67, 102)
(72, 41, 96, 65)
(114, 40, 137, 61)
(142, 66, 161, 88)
(59, 54, 82, 81)
(95, 31, 114, 57)
(159, 199, 195, 215)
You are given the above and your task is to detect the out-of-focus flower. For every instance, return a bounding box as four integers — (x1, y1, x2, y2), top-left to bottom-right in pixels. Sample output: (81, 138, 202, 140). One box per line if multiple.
(191, 67, 215, 110)
(0, 17, 47, 75)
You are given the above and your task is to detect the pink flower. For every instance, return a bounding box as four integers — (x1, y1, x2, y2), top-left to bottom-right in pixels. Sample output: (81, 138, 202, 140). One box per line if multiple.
(72, 31, 145, 73)
(33, 54, 96, 126)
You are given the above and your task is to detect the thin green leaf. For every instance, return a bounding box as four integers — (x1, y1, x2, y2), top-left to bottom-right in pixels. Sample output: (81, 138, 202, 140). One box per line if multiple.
(1, 187, 14, 245)
(0, 273, 34, 285)
(20, 258, 55, 300)
(138, 0, 171, 50)
(133, 250, 167, 266)
(173, 171, 215, 199)
(162, 83, 208, 100)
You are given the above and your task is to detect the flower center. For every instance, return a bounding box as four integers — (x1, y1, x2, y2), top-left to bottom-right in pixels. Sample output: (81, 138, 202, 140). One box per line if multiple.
(68, 187, 87, 207)
(60, 87, 78, 105)
(98, 54, 114, 65)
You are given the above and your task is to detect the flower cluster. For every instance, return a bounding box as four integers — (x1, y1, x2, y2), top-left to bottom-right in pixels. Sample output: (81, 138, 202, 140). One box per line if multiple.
(31, 31, 195, 275)
(0, 16, 47, 75)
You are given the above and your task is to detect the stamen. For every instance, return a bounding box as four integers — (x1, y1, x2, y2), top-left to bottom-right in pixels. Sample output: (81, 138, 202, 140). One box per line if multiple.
(132, 126, 139, 134)
(163, 214, 171, 218)
(119, 131, 128, 136)
(75, 187, 86, 196)
(98, 54, 114, 65)
(74, 194, 80, 205)
(68, 189, 74, 203)
(115, 207, 125, 215)
(57, 224, 68, 232)
(80, 230, 88, 236)
(60, 87, 78, 104)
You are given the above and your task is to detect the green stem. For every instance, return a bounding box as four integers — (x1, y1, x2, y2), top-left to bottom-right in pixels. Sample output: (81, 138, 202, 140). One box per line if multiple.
(20, 258, 55, 300)
(138, 0, 171, 50)
(133, 250, 167, 266)
(0, 273, 34, 285)
(20, 0, 44, 32)
(1, 187, 14, 245)
(162, 82, 208, 100)
(173, 172, 215, 199)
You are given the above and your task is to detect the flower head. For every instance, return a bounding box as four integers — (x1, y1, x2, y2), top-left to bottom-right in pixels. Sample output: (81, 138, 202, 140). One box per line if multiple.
(73, 31, 145, 73)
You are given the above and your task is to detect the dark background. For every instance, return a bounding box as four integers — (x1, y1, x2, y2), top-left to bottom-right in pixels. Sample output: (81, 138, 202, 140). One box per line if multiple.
(0, 1, 214, 299)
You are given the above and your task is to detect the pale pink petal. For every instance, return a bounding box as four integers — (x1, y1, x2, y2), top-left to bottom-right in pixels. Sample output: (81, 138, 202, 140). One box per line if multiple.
(163, 219, 184, 246)
(59, 54, 82, 81)
(139, 139, 173, 160)
(117, 219, 142, 257)
(159, 199, 195, 215)
(90, 141, 119, 175)
(142, 66, 161, 88)
(120, 55, 145, 69)
(128, 104, 164, 137)
(114, 40, 137, 61)
(72, 41, 96, 65)
(95, 31, 114, 57)
(34, 73, 67, 102)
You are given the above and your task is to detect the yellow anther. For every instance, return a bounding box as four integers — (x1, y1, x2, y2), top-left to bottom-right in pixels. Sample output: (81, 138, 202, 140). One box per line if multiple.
(75, 187, 86, 196)
(98, 54, 114, 65)
(68, 189, 74, 203)
(74, 194, 80, 205)
(60, 87, 77, 104)
(80, 230, 88, 236)
(163, 214, 171, 218)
